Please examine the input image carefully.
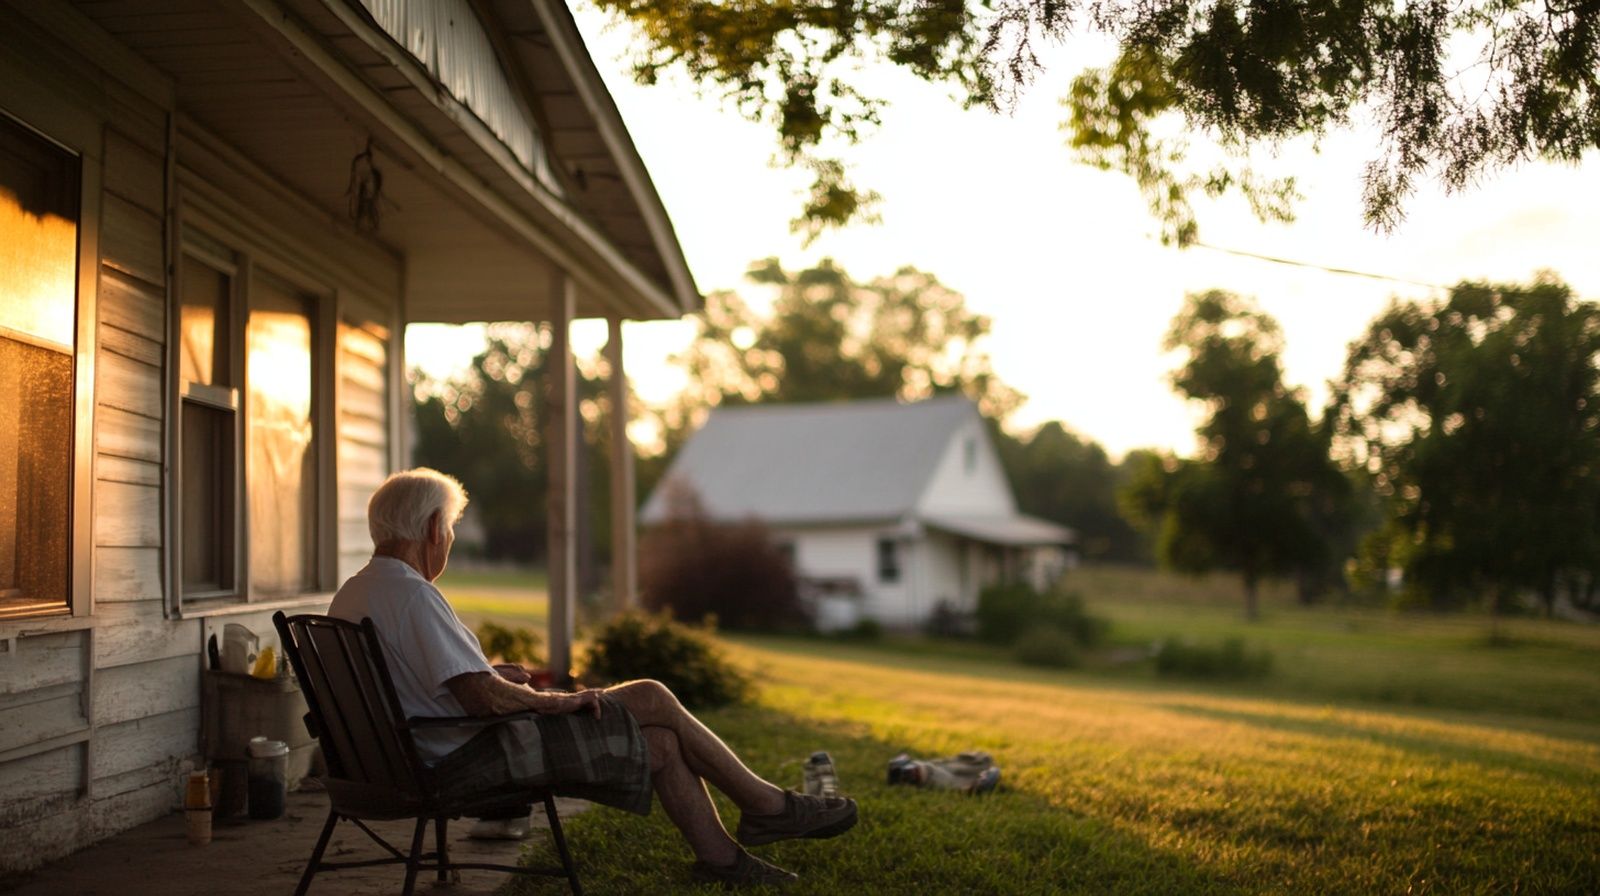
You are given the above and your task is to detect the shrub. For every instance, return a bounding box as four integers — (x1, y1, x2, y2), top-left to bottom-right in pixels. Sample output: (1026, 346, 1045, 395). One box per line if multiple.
(474, 621, 544, 666)
(638, 481, 803, 630)
(582, 611, 752, 709)
(976, 583, 1107, 647)
(838, 618, 883, 642)
(1014, 626, 1081, 668)
(1154, 637, 1273, 679)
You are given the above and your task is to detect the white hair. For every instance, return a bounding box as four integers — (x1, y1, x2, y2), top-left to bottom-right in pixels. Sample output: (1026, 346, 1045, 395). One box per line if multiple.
(367, 468, 468, 546)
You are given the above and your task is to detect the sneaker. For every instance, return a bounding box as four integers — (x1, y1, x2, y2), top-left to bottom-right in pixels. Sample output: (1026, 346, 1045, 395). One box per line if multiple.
(968, 766, 1001, 795)
(467, 815, 530, 840)
(691, 847, 799, 888)
(802, 751, 839, 798)
(736, 789, 858, 847)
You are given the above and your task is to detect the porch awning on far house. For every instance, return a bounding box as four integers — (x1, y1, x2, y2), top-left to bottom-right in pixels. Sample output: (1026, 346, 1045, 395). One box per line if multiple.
(921, 514, 1076, 547)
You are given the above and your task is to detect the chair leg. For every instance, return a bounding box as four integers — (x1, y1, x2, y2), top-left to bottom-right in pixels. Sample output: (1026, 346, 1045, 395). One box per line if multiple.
(401, 816, 428, 896)
(294, 809, 340, 896)
(543, 794, 582, 896)
(435, 815, 450, 883)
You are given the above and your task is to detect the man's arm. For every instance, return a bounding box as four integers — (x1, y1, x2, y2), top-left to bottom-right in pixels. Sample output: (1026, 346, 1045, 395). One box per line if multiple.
(445, 672, 602, 719)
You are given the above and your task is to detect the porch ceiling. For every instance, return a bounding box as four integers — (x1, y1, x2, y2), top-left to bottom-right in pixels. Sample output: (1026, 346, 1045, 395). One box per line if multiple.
(67, 0, 699, 323)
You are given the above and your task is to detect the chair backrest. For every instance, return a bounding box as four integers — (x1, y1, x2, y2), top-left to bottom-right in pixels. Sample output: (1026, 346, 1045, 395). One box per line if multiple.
(273, 612, 428, 796)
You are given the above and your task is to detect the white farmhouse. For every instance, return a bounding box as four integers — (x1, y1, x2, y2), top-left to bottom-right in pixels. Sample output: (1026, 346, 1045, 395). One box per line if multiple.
(640, 397, 1075, 629)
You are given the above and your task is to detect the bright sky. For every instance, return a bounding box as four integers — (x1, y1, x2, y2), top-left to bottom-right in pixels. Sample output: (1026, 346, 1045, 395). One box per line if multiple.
(409, 5, 1600, 459)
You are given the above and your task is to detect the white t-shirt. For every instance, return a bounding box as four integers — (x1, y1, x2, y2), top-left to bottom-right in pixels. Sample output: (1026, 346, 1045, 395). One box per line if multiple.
(327, 556, 496, 762)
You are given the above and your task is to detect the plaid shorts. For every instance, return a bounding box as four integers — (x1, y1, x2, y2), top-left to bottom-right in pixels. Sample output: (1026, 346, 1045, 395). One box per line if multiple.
(428, 694, 653, 816)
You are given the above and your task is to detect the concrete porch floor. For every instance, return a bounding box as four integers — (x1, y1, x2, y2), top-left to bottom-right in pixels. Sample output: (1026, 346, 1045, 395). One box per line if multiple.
(2, 788, 591, 896)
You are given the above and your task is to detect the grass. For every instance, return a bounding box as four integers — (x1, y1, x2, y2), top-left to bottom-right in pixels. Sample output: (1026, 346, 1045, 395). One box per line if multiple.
(436, 565, 548, 631)
(487, 565, 1600, 894)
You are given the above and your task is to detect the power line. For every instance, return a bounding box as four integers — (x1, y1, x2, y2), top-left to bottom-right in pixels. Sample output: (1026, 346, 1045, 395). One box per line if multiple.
(1190, 239, 1449, 291)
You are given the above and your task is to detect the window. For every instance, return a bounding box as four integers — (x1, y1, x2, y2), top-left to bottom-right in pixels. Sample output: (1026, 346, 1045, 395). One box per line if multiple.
(245, 274, 318, 597)
(177, 228, 326, 606)
(0, 115, 79, 620)
(178, 251, 238, 598)
(963, 436, 977, 474)
(876, 538, 901, 584)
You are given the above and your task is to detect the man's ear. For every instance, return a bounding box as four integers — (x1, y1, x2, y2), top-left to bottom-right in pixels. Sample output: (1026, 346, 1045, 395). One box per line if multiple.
(427, 509, 444, 545)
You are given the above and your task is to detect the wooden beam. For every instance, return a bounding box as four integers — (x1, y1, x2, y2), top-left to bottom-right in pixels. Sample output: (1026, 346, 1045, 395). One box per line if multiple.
(605, 317, 638, 609)
(545, 277, 577, 682)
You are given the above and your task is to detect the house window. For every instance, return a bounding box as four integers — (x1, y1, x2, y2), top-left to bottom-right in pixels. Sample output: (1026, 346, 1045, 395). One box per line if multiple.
(876, 538, 900, 584)
(178, 252, 238, 598)
(177, 227, 327, 607)
(0, 115, 78, 620)
(246, 275, 318, 597)
(963, 436, 977, 474)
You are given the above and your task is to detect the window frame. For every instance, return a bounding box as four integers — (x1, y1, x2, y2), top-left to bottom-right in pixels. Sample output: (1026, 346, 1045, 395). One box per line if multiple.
(0, 106, 100, 625)
(876, 537, 901, 585)
(174, 237, 244, 603)
(171, 210, 339, 616)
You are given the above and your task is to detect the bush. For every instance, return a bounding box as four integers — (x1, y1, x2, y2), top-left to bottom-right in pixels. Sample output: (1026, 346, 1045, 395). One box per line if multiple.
(638, 481, 803, 630)
(1014, 626, 1081, 668)
(837, 618, 883, 642)
(1154, 637, 1273, 679)
(474, 621, 544, 666)
(582, 611, 752, 709)
(976, 583, 1107, 647)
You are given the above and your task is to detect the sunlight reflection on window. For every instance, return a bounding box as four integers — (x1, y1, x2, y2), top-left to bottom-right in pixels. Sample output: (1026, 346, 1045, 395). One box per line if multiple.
(247, 287, 316, 596)
(0, 187, 76, 348)
(0, 124, 77, 618)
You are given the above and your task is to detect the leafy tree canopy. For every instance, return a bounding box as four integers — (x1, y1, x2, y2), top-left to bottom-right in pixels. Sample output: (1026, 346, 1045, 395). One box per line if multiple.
(675, 257, 1024, 420)
(1332, 275, 1600, 614)
(996, 420, 1149, 564)
(1122, 290, 1353, 617)
(596, 1, 1600, 244)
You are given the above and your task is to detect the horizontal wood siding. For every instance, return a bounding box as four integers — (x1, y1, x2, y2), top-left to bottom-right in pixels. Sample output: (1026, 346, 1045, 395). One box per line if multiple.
(337, 317, 389, 581)
(0, 8, 215, 875)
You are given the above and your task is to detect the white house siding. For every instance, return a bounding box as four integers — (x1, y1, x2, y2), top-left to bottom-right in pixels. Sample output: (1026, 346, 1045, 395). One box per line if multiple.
(0, 3, 201, 870)
(915, 416, 1015, 517)
(775, 525, 922, 626)
(918, 530, 970, 613)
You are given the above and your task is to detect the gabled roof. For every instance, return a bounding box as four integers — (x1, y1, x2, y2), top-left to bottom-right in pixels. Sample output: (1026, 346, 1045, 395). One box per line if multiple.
(640, 396, 983, 526)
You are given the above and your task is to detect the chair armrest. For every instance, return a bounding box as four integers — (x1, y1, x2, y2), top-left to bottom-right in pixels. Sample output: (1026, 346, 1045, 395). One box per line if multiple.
(405, 710, 541, 729)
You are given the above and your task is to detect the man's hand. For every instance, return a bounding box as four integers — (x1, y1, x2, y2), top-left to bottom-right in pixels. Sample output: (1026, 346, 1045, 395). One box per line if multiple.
(447, 671, 603, 719)
(538, 688, 603, 719)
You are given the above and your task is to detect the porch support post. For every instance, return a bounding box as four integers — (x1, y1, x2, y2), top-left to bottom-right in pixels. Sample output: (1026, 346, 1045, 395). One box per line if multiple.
(545, 277, 577, 683)
(605, 317, 638, 608)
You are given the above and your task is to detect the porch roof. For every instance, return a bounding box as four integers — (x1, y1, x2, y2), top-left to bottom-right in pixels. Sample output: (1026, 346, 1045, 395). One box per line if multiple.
(71, 0, 699, 323)
(921, 513, 1076, 548)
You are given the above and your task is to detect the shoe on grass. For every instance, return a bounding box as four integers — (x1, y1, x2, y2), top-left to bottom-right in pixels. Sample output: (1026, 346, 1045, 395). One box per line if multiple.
(467, 815, 530, 840)
(736, 789, 858, 847)
(691, 847, 798, 888)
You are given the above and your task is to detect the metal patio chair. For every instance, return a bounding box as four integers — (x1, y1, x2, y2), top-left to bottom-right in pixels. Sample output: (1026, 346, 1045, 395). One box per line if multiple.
(273, 611, 582, 896)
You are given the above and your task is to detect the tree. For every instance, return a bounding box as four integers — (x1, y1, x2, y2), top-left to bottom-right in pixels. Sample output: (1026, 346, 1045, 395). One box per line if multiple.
(1122, 291, 1352, 618)
(1332, 275, 1600, 616)
(595, 1, 1600, 244)
(675, 257, 1024, 420)
(411, 326, 616, 581)
(993, 421, 1149, 564)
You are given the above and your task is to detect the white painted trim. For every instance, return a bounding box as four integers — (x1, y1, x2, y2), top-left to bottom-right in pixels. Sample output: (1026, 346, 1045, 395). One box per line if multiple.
(529, 0, 700, 313)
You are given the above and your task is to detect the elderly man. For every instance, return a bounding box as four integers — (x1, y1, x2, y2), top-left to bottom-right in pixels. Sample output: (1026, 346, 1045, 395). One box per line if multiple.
(329, 468, 855, 887)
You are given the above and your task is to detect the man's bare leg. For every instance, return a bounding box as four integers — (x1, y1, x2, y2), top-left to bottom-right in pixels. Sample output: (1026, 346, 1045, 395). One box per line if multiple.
(641, 725, 739, 865)
(606, 679, 786, 815)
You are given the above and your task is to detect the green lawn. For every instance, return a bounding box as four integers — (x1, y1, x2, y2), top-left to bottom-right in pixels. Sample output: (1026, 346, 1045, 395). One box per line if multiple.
(435, 566, 548, 631)
(495, 568, 1600, 894)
